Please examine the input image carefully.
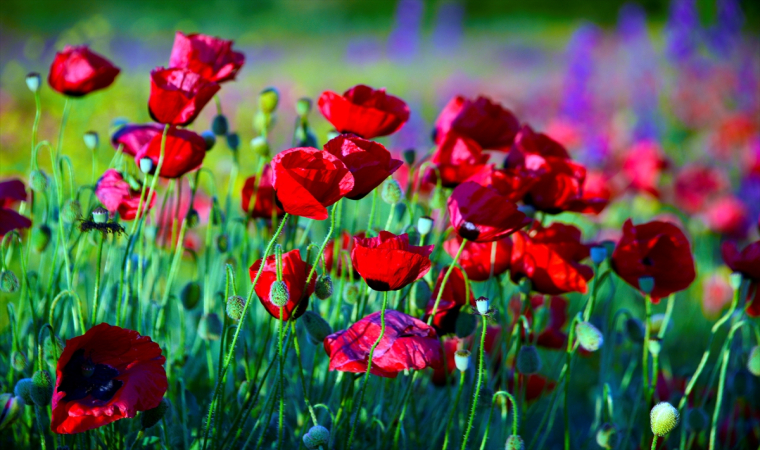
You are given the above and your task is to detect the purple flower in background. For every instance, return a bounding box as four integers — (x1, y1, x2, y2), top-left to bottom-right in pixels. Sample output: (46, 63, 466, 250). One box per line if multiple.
(737, 56, 759, 114)
(387, 0, 424, 62)
(666, 0, 701, 62)
(707, 0, 744, 57)
(560, 24, 600, 125)
(432, 2, 464, 53)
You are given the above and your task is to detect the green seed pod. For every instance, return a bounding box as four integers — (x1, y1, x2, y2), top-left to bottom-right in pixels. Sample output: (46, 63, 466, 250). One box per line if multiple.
(26, 72, 41, 92)
(201, 130, 216, 151)
(302, 424, 329, 449)
(140, 398, 168, 429)
(343, 282, 360, 305)
(62, 199, 82, 223)
(181, 281, 202, 310)
(455, 311, 477, 338)
(454, 349, 470, 372)
(0, 394, 24, 430)
(624, 317, 645, 343)
(83, 131, 99, 150)
(186, 209, 200, 228)
(14, 378, 34, 405)
(417, 216, 434, 236)
(576, 321, 603, 352)
(650, 402, 679, 437)
(31, 370, 53, 406)
(44, 335, 65, 360)
(237, 380, 251, 407)
(516, 345, 541, 375)
(270, 280, 289, 307)
(686, 407, 708, 432)
(505, 435, 525, 450)
(590, 246, 607, 265)
(647, 338, 662, 357)
(0, 270, 20, 293)
(92, 206, 108, 224)
(413, 281, 431, 311)
(226, 295, 246, 321)
(250, 136, 270, 157)
(30, 169, 48, 192)
(226, 132, 240, 151)
(302, 311, 332, 345)
(199, 313, 223, 341)
(11, 350, 28, 372)
(211, 114, 229, 136)
(381, 178, 403, 205)
(315, 275, 333, 300)
(217, 233, 229, 253)
(259, 87, 280, 114)
(595, 423, 619, 449)
(296, 98, 312, 117)
(638, 276, 655, 295)
(748, 346, 760, 377)
(403, 148, 416, 166)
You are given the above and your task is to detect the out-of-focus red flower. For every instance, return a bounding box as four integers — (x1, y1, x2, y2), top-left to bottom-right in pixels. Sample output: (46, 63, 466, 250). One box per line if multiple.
(508, 373, 557, 403)
(48, 46, 120, 97)
(721, 240, 760, 317)
(620, 140, 669, 197)
(323, 230, 364, 277)
(324, 309, 442, 378)
(155, 182, 212, 251)
(95, 169, 155, 221)
(448, 181, 530, 243)
(425, 132, 490, 188)
(611, 219, 696, 301)
(508, 125, 570, 162)
(443, 235, 511, 282)
(701, 273, 734, 317)
(713, 113, 757, 156)
(323, 134, 403, 200)
(134, 126, 206, 179)
(318, 85, 410, 139)
(241, 165, 282, 220)
(510, 222, 593, 295)
(582, 170, 614, 204)
(464, 165, 537, 203)
(271, 147, 354, 220)
(351, 231, 433, 291)
(0, 179, 32, 237)
(51, 323, 167, 434)
(249, 249, 316, 321)
(168, 31, 244, 83)
(111, 123, 165, 157)
(424, 266, 474, 335)
(148, 68, 219, 126)
(703, 196, 749, 238)
(434, 95, 520, 150)
(673, 164, 728, 214)
(508, 295, 568, 349)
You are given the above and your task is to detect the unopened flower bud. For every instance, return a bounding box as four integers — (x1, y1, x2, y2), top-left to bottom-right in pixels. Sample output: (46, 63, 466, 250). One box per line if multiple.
(31, 370, 53, 406)
(302, 311, 332, 345)
(650, 402, 679, 437)
(381, 178, 403, 205)
(30, 169, 48, 192)
(729, 272, 743, 290)
(476, 296, 490, 315)
(83, 131, 99, 150)
(343, 283, 360, 305)
(44, 335, 64, 360)
(140, 398, 168, 429)
(0, 394, 23, 430)
(576, 321, 603, 352)
(14, 378, 34, 405)
(26, 72, 41, 92)
(249, 136, 270, 157)
(62, 199, 82, 223)
(92, 207, 108, 224)
(625, 317, 645, 343)
(226, 295, 246, 321)
(748, 346, 760, 376)
(516, 345, 541, 375)
(302, 424, 329, 450)
(199, 313, 223, 341)
(139, 158, 154, 174)
(186, 209, 200, 228)
(296, 98, 312, 117)
(32, 225, 52, 253)
(180, 280, 201, 310)
(226, 132, 240, 151)
(455, 312, 476, 338)
(454, 349, 471, 372)
(417, 216, 434, 236)
(403, 148, 416, 166)
(237, 380, 251, 406)
(590, 246, 607, 265)
(259, 87, 280, 114)
(647, 338, 662, 356)
(270, 281, 290, 307)
(217, 233, 229, 253)
(638, 276, 655, 295)
(595, 423, 619, 449)
(201, 130, 216, 151)
(505, 435, 525, 450)
(211, 114, 229, 136)
(11, 351, 28, 372)
(0, 270, 20, 293)
(315, 275, 333, 300)
(686, 407, 708, 432)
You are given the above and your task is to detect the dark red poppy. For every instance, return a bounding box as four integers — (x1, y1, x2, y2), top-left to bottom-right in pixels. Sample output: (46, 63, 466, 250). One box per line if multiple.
(611, 219, 696, 301)
(443, 235, 512, 282)
(323, 230, 364, 277)
(447, 181, 530, 243)
(324, 309, 442, 378)
(434, 95, 520, 150)
(168, 31, 245, 83)
(425, 132, 490, 188)
(323, 134, 403, 200)
(95, 169, 155, 221)
(241, 165, 282, 220)
(48, 46, 120, 97)
(0, 179, 32, 237)
(134, 126, 206, 179)
(50, 323, 167, 434)
(424, 266, 474, 335)
(351, 231, 433, 291)
(510, 222, 594, 295)
(508, 295, 568, 349)
(249, 249, 316, 321)
(507, 125, 570, 162)
(464, 165, 537, 203)
(271, 147, 354, 221)
(148, 67, 220, 126)
(317, 84, 410, 139)
(673, 164, 728, 214)
(721, 240, 760, 317)
(111, 123, 165, 157)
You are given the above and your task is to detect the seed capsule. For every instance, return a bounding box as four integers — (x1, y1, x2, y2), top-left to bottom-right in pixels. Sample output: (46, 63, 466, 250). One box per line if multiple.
(302, 311, 332, 345)
(454, 349, 471, 372)
(31, 370, 53, 406)
(650, 402, 679, 437)
(516, 345, 541, 375)
(226, 295, 246, 321)
(269, 281, 290, 307)
(576, 321, 603, 352)
(315, 275, 334, 300)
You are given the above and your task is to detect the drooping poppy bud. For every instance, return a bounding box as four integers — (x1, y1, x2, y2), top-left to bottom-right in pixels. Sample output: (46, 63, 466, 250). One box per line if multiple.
(650, 402, 679, 437)
(302, 311, 332, 345)
(31, 370, 54, 406)
(516, 345, 541, 375)
(226, 295, 246, 321)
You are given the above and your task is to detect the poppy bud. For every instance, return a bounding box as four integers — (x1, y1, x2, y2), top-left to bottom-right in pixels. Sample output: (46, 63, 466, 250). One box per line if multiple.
(253, 111, 273, 134)
(186, 209, 200, 228)
(217, 233, 229, 253)
(226, 132, 240, 151)
(729, 272, 743, 290)
(518, 278, 532, 295)
(302, 424, 329, 450)
(62, 199, 82, 223)
(237, 380, 251, 406)
(505, 435, 525, 450)
(83, 131, 99, 150)
(315, 275, 333, 300)
(0, 270, 20, 293)
(259, 87, 280, 114)
(250, 136, 270, 156)
(455, 312, 477, 338)
(269, 281, 290, 308)
(731, 370, 752, 397)
(402, 148, 416, 166)
(517, 204, 536, 219)
(226, 295, 246, 321)
(180, 281, 202, 310)
(302, 311, 332, 345)
(0, 394, 23, 430)
(624, 317, 645, 343)
(590, 246, 607, 265)
(381, 179, 403, 205)
(296, 97, 312, 117)
(454, 349, 471, 372)
(576, 321, 603, 352)
(647, 337, 662, 356)
(417, 216, 434, 236)
(26, 72, 41, 92)
(92, 206, 108, 224)
(11, 350, 28, 372)
(430, 187, 447, 210)
(638, 276, 655, 295)
(686, 407, 708, 432)
(476, 296, 490, 315)
(31, 225, 52, 253)
(199, 313, 223, 341)
(343, 282, 360, 305)
(595, 423, 619, 449)
(30, 169, 48, 192)
(139, 157, 154, 174)
(14, 378, 34, 405)
(748, 346, 760, 376)
(516, 345, 541, 375)
(650, 402, 679, 437)
(212, 114, 229, 136)
(140, 398, 168, 429)
(201, 130, 216, 151)
(31, 370, 53, 406)
(44, 335, 64, 360)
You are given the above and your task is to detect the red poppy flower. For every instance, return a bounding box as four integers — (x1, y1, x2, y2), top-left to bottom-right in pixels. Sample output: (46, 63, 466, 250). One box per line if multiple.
(703, 196, 749, 238)
(324, 309, 442, 378)
(241, 165, 282, 220)
(134, 126, 206, 179)
(464, 165, 537, 203)
(611, 219, 696, 301)
(508, 295, 568, 349)
(95, 169, 155, 221)
(168, 31, 245, 83)
(148, 67, 220, 126)
(351, 231, 433, 291)
(271, 147, 354, 220)
(443, 235, 511, 282)
(317, 84, 410, 139)
(249, 249, 316, 321)
(0, 179, 32, 237)
(620, 140, 669, 197)
(424, 266, 474, 335)
(48, 46, 120, 97)
(721, 240, 760, 317)
(425, 132, 490, 188)
(431, 336, 461, 386)
(323, 230, 364, 277)
(434, 95, 520, 150)
(323, 134, 403, 200)
(509, 374, 557, 403)
(447, 181, 530, 243)
(51, 323, 167, 434)
(673, 164, 728, 214)
(510, 222, 594, 295)
(111, 123, 165, 157)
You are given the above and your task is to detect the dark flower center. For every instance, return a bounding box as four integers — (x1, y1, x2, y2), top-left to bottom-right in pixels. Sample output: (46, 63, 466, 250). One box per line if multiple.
(58, 348, 122, 402)
(642, 256, 654, 266)
(458, 221, 480, 241)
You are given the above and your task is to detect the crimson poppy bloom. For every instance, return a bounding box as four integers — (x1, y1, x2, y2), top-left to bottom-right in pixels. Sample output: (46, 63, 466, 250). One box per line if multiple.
(51, 323, 167, 434)
(703, 196, 749, 238)
(673, 164, 728, 214)
(721, 240, 760, 317)
(611, 219, 696, 301)
(148, 67, 220, 126)
(424, 266, 474, 335)
(434, 95, 520, 150)
(464, 165, 537, 203)
(271, 147, 354, 220)
(48, 46, 120, 97)
(169, 31, 245, 83)
(510, 222, 594, 295)
(447, 181, 530, 243)
(324, 309, 442, 378)
(323, 230, 364, 277)
(425, 132, 490, 188)
(249, 249, 316, 321)
(0, 179, 32, 237)
(508, 295, 568, 349)
(241, 165, 282, 220)
(351, 231, 434, 291)
(318, 84, 410, 139)
(95, 169, 155, 220)
(323, 134, 403, 200)
(443, 236, 511, 282)
(111, 123, 165, 157)
(134, 126, 206, 179)
(620, 140, 669, 197)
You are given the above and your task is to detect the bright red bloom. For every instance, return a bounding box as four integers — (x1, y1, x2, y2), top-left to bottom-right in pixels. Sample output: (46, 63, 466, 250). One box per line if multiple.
(271, 147, 354, 220)
(447, 181, 530, 243)
(425, 132, 490, 188)
(351, 231, 433, 291)
(424, 266, 474, 335)
(134, 126, 206, 179)
(434, 95, 520, 150)
(323, 230, 363, 277)
(611, 219, 696, 301)
(464, 165, 537, 203)
(508, 295, 568, 349)
(168, 31, 245, 83)
(323, 134, 403, 200)
(111, 123, 164, 157)
(721, 240, 760, 317)
(443, 235, 511, 282)
(0, 179, 32, 237)
(148, 68, 220, 126)
(95, 169, 155, 221)
(673, 164, 728, 214)
(48, 46, 120, 97)
(508, 125, 570, 161)
(249, 249, 316, 321)
(510, 222, 593, 295)
(324, 309, 442, 378)
(241, 165, 282, 220)
(318, 84, 410, 139)
(620, 140, 669, 197)
(51, 323, 167, 434)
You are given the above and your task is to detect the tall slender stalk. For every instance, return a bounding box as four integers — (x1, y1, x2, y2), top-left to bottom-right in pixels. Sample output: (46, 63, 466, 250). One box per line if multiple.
(460, 315, 488, 450)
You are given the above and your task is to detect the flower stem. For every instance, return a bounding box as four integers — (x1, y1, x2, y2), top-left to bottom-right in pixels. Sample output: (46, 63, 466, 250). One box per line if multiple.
(277, 307, 285, 450)
(708, 321, 744, 450)
(91, 232, 105, 325)
(442, 369, 466, 450)
(291, 320, 319, 425)
(460, 315, 488, 450)
(479, 391, 518, 450)
(642, 295, 653, 405)
(368, 187, 378, 231)
(427, 238, 467, 326)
